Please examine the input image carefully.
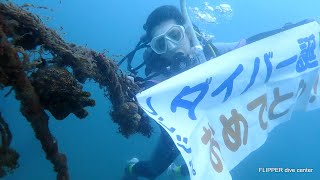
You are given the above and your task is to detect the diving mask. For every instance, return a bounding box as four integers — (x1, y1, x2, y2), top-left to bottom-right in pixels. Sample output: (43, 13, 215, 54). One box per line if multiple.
(150, 25, 185, 54)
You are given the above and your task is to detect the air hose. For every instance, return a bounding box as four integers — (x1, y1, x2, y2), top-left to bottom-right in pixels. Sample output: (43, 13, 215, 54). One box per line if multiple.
(180, 0, 207, 64)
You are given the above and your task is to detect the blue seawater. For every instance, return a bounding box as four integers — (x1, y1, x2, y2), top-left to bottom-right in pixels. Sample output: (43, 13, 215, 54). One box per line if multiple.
(1, 0, 320, 180)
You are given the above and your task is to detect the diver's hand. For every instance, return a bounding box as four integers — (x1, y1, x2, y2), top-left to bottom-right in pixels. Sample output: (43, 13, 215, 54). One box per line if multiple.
(127, 75, 146, 88)
(235, 39, 247, 49)
(127, 75, 135, 83)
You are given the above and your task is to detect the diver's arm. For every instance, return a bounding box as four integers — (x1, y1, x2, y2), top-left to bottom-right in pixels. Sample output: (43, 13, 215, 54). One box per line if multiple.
(212, 19, 316, 56)
(246, 19, 316, 44)
(213, 39, 247, 55)
(127, 125, 182, 179)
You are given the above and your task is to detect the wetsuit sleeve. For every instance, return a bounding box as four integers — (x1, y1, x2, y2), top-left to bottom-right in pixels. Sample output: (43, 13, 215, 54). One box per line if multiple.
(246, 19, 316, 44)
(212, 19, 316, 57)
(131, 128, 181, 179)
(213, 40, 246, 56)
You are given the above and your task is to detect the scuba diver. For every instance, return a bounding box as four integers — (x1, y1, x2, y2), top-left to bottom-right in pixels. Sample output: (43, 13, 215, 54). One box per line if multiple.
(121, 5, 246, 180)
(120, 4, 315, 180)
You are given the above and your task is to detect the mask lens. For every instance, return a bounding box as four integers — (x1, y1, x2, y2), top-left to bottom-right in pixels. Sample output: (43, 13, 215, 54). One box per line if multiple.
(151, 36, 166, 54)
(166, 26, 183, 42)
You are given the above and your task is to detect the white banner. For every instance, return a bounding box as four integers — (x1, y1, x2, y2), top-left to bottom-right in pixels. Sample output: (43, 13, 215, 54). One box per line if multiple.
(136, 21, 320, 179)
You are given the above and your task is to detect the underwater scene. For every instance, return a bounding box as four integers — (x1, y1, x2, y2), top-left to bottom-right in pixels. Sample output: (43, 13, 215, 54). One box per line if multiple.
(0, 0, 320, 180)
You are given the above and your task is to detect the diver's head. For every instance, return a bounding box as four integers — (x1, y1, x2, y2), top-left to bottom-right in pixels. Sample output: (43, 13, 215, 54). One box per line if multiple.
(144, 5, 192, 60)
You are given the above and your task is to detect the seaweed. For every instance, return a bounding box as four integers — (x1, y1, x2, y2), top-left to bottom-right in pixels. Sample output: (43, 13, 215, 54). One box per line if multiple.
(0, 112, 19, 178)
(31, 67, 96, 120)
(0, 2, 152, 179)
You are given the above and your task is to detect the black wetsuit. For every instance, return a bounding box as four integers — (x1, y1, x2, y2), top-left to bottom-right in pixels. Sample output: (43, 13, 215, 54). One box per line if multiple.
(131, 128, 189, 179)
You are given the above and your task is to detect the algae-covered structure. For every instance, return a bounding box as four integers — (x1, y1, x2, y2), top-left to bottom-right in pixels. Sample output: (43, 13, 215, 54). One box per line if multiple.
(0, 2, 152, 179)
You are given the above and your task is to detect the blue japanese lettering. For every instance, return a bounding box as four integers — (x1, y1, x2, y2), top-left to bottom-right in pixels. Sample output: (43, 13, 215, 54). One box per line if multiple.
(171, 78, 212, 120)
(211, 64, 243, 102)
(241, 57, 260, 94)
(264, 52, 273, 83)
(158, 117, 176, 133)
(276, 55, 298, 69)
(145, 97, 158, 115)
(189, 161, 197, 175)
(176, 135, 192, 153)
(276, 34, 318, 72)
(296, 34, 318, 72)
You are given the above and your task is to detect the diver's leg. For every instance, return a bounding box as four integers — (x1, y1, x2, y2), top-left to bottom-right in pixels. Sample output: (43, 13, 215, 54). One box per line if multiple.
(181, 163, 189, 176)
(131, 127, 180, 179)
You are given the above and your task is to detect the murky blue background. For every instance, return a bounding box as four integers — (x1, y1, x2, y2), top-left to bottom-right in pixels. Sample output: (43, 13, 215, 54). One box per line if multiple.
(1, 0, 320, 179)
